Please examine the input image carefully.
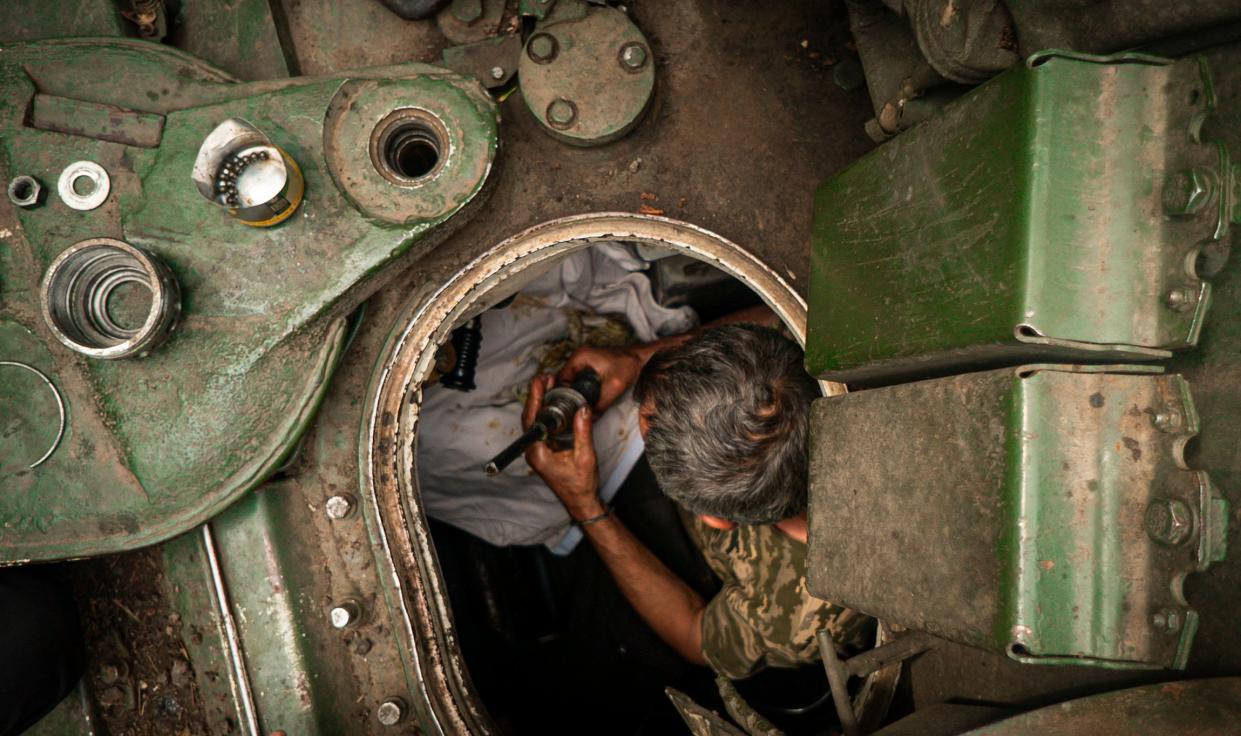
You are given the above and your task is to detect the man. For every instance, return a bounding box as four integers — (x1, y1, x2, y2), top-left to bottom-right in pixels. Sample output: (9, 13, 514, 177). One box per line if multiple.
(523, 311, 869, 684)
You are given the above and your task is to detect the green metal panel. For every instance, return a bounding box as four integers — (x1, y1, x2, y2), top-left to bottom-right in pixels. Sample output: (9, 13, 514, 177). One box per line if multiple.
(0, 0, 128, 42)
(0, 40, 498, 561)
(806, 52, 1234, 384)
(806, 364, 1227, 669)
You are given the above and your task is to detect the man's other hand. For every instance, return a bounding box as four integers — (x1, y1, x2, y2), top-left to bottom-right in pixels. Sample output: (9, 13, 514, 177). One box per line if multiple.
(523, 374, 605, 520)
(556, 346, 645, 412)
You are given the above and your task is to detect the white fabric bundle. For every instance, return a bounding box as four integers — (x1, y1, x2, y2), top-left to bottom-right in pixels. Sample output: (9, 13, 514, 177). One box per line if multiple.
(417, 243, 696, 554)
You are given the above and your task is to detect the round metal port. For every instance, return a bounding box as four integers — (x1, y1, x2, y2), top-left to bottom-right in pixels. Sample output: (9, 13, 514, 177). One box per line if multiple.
(364, 214, 898, 732)
(40, 238, 181, 359)
(369, 109, 449, 185)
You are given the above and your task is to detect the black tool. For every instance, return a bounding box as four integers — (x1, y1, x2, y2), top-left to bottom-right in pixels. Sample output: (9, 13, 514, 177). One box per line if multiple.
(484, 369, 602, 476)
(440, 315, 483, 392)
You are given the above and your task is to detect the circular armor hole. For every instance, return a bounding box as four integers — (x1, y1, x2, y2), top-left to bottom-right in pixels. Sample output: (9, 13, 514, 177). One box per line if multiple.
(385, 124, 441, 179)
(373, 114, 446, 184)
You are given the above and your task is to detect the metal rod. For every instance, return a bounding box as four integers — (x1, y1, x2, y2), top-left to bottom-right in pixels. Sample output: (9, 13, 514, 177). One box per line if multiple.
(844, 632, 938, 679)
(202, 524, 261, 736)
(818, 629, 862, 736)
(484, 423, 547, 475)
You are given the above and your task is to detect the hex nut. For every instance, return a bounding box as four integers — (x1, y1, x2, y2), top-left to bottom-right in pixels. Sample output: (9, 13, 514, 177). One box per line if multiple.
(377, 698, 406, 726)
(8, 175, 43, 208)
(325, 494, 356, 520)
(1145, 498, 1193, 547)
(1164, 286, 1200, 312)
(1152, 608, 1183, 635)
(1162, 168, 1214, 217)
(527, 33, 558, 64)
(330, 599, 362, 629)
(1151, 406, 1183, 433)
(619, 42, 648, 72)
(489, 65, 505, 80)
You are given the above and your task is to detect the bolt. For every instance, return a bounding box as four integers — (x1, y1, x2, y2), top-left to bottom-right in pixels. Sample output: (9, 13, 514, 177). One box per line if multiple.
(619, 42, 648, 71)
(1151, 407, 1183, 433)
(7, 175, 43, 208)
(1145, 498, 1193, 546)
(490, 65, 505, 80)
(527, 33, 558, 64)
(546, 98, 577, 129)
(1152, 608, 1183, 635)
(325, 494, 356, 520)
(1162, 168, 1214, 217)
(377, 698, 406, 726)
(330, 599, 362, 629)
(1164, 286, 1200, 312)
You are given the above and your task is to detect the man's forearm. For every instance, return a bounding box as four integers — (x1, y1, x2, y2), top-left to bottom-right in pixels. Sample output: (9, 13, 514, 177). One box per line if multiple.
(575, 507, 708, 665)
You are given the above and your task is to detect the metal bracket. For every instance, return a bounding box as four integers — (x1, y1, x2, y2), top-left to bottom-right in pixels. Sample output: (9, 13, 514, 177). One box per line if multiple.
(806, 364, 1228, 669)
(806, 54, 1234, 384)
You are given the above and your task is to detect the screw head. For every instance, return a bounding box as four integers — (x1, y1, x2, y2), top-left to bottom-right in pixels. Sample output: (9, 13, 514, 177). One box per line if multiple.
(325, 494, 355, 520)
(546, 98, 578, 129)
(1152, 608, 1183, 635)
(527, 33, 558, 64)
(330, 600, 362, 629)
(1151, 407, 1183, 433)
(377, 698, 406, 726)
(619, 42, 648, 71)
(489, 65, 505, 80)
(1162, 168, 1214, 216)
(1145, 498, 1193, 546)
(1165, 286, 1200, 312)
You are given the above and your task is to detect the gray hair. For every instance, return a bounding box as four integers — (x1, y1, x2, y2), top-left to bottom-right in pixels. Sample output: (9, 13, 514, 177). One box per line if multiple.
(633, 324, 818, 524)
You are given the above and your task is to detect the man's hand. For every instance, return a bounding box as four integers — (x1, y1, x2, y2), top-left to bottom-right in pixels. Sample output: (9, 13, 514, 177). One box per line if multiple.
(556, 346, 646, 412)
(523, 374, 605, 520)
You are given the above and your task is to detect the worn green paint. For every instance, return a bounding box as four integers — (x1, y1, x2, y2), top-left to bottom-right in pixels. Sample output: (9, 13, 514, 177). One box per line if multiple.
(0, 40, 498, 561)
(806, 53, 1230, 384)
(205, 484, 358, 735)
(0, 0, 128, 43)
(168, 0, 293, 81)
(806, 364, 1227, 669)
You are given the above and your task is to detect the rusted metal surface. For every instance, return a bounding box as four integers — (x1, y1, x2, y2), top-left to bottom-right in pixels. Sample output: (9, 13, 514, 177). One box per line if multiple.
(9, 2, 878, 732)
(440, 33, 522, 89)
(966, 677, 1241, 735)
(518, 2, 655, 145)
(0, 39, 498, 561)
(806, 364, 1227, 669)
(30, 93, 165, 148)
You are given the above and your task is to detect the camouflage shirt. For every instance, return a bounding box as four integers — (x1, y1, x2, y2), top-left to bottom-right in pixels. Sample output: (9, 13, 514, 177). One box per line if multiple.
(683, 513, 872, 679)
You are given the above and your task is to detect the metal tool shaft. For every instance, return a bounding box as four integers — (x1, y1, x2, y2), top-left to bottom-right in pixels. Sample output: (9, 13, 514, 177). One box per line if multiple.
(484, 369, 601, 476)
(484, 424, 548, 476)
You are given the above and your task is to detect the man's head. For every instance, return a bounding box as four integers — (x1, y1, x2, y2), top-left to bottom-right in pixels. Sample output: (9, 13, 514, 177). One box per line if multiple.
(633, 323, 818, 525)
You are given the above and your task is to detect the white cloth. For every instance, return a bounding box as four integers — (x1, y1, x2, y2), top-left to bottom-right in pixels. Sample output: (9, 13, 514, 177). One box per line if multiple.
(418, 243, 697, 554)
